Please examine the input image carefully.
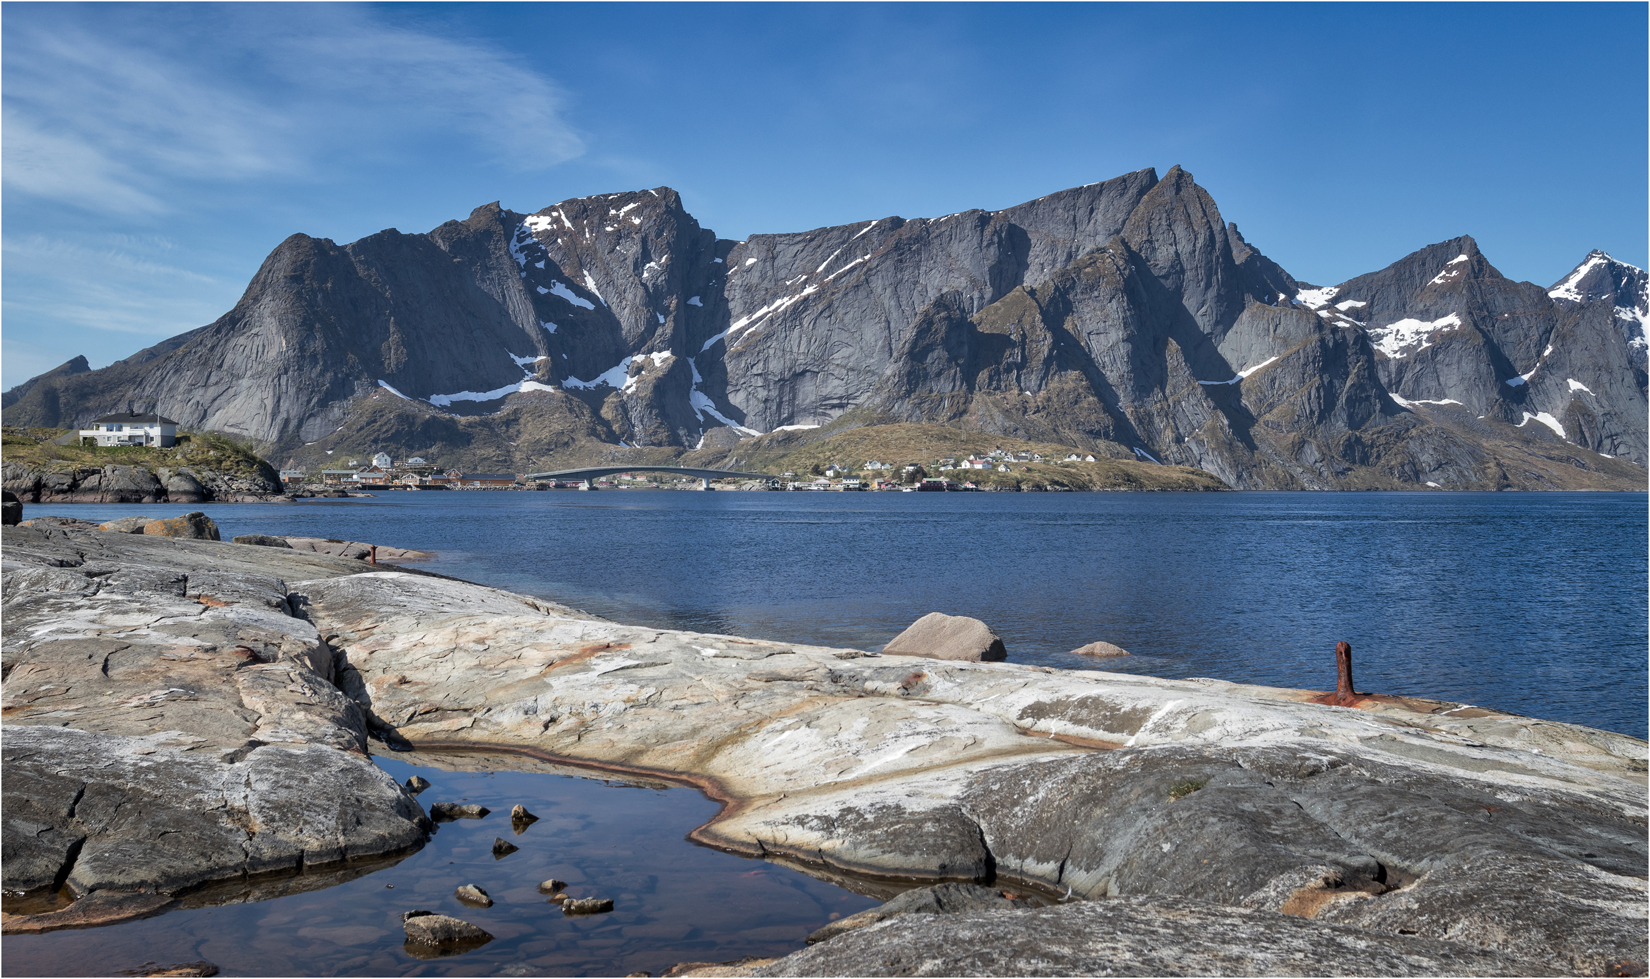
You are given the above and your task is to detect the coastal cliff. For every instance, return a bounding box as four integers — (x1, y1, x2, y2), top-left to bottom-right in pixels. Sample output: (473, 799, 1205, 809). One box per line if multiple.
(2, 525, 1645, 974)
(0, 429, 286, 503)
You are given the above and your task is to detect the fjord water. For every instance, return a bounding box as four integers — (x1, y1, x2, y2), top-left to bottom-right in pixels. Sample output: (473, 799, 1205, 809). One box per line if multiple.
(45, 490, 1648, 738)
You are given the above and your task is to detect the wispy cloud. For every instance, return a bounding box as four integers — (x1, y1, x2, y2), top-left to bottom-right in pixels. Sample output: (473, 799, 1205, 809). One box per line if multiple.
(2, 234, 231, 342)
(1, 6, 585, 215)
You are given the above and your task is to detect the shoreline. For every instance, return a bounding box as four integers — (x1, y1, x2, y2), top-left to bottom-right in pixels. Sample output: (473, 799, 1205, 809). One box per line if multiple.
(2, 525, 1645, 975)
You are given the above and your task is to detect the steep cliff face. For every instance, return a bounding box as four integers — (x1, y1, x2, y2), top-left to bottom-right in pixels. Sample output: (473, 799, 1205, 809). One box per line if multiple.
(5, 168, 1645, 488)
(1293, 240, 1650, 464)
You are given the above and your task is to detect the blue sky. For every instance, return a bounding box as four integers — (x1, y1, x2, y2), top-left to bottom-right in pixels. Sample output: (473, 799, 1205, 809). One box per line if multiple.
(4, 2, 1645, 389)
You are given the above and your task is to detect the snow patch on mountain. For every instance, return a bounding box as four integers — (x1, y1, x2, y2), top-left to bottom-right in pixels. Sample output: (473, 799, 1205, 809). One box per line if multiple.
(1429, 255, 1470, 286)
(1517, 412, 1567, 439)
(1199, 356, 1279, 385)
(563, 358, 633, 391)
(582, 272, 607, 307)
(546, 281, 595, 309)
(1549, 252, 1612, 302)
(1368, 314, 1463, 358)
(1294, 286, 1338, 309)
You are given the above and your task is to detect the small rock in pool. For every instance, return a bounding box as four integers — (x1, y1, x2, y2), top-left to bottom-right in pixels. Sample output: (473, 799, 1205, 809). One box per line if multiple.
(492, 837, 519, 858)
(402, 910, 493, 947)
(454, 884, 493, 907)
(405, 776, 431, 794)
(537, 878, 568, 894)
(429, 802, 490, 821)
(510, 804, 539, 831)
(562, 897, 614, 915)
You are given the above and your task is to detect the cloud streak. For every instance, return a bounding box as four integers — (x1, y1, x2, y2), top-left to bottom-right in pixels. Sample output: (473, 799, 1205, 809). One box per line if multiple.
(2, 6, 585, 215)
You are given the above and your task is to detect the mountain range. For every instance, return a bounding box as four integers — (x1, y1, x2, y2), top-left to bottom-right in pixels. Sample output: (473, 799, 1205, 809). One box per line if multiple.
(5, 166, 1646, 490)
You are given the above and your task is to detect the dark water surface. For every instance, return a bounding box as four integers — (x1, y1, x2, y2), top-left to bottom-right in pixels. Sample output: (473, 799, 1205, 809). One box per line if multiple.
(36, 489, 1647, 738)
(1, 756, 886, 977)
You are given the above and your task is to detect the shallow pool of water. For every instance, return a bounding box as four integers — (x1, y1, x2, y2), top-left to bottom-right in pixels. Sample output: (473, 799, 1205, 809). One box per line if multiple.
(3, 754, 888, 977)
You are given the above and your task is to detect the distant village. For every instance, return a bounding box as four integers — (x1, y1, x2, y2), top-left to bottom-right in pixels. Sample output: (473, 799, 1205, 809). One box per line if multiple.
(277, 446, 1103, 492)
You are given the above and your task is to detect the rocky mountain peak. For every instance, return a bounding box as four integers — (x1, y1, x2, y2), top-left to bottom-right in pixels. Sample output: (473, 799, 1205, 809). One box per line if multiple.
(4, 168, 1644, 486)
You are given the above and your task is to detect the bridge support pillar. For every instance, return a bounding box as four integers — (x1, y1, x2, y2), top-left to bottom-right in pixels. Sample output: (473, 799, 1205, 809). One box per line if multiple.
(699, 478, 711, 491)
(578, 480, 593, 491)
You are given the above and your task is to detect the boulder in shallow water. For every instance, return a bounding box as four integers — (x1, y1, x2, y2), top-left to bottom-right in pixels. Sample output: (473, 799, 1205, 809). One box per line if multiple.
(562, 897, 614, 915)
(142, 512, 220, 540)
(882, 612, 1007, 662)
(491, 837, 518, 858)
(1070, 640, 1130, 658)
(402, 910, 492, 947)
(454, 884, 493, 907)
(404, 776, 430, 794)
(429, 802, 490, 821)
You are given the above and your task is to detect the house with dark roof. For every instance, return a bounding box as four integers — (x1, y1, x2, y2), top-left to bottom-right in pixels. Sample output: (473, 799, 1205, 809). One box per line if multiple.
(79, 412, 179, 447)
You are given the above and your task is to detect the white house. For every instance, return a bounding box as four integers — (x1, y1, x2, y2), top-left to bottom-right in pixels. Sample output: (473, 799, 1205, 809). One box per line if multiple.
(80, 413, 178, 447)
(961, 458, 991, 470)
(372, 452, 393, 468)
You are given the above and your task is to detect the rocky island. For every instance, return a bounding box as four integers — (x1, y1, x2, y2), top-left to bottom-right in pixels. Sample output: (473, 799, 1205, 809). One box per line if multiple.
(2, 523, 1645, 976)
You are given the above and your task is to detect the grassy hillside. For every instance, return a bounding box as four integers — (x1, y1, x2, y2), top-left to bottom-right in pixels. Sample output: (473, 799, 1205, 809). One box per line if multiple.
(686, 422, 1229, 491)
(1, 426, 275, 480)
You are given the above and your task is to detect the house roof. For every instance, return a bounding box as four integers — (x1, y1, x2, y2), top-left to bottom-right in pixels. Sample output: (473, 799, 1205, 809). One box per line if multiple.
(90, 412, 181, 425)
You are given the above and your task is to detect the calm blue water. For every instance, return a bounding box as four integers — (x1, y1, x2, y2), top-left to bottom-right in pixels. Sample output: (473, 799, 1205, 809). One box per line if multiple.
(31, 490, 1649, 739)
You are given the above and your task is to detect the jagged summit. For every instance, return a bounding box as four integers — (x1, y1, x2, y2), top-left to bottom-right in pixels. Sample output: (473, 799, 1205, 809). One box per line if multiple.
(4, 170, 1645, 488)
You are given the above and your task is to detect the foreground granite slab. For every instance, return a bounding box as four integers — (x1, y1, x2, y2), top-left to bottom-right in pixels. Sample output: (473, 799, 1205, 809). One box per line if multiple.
(2, 525, 1645, 976)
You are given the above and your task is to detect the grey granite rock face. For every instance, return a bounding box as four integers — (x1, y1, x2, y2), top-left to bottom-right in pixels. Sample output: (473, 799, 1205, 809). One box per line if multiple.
(3, 171, 1644, 485)
(751, 895, 1554, 977)
(0, 527, 431, 905)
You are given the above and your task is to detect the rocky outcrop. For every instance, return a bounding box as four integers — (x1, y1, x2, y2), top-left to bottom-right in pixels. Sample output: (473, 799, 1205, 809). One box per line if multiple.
(0, 528, 434, 923)
(2, 526, 1645, 976)
(5, 171, 1644, 488)
(280, 537, 431, 561)
(1070, 641, 1129, 658)
(140, 511, 220, 540)
(0, 461, 284, 504)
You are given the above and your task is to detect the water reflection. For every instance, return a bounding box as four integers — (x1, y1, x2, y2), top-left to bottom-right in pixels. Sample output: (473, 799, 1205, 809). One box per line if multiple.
(3, 754, 884, 978)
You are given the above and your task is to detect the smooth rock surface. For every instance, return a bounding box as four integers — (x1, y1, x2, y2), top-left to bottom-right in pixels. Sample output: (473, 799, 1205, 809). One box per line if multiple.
(2, 524, 1644, 975)
(232, 533, 293, 548)
(752, 896, 1555, 977)
(806, 883, 1028, 944)
(882, 612, 1007, 662)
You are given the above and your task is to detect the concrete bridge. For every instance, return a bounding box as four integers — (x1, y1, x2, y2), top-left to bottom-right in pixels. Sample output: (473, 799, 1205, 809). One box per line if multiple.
(524, 465, 774, 490)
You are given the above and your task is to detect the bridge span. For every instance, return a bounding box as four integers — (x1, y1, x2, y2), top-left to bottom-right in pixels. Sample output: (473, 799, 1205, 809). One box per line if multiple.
(524, 465, 774, 489)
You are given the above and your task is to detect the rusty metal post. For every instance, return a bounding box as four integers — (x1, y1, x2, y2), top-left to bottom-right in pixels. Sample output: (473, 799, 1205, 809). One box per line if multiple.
(369, 544, 377, 566)
(1334, 640, 1356, 705)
